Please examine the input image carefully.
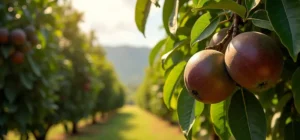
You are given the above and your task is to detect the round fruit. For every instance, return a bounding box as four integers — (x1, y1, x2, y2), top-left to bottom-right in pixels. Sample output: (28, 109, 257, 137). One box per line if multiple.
(11, 51, 24, 64)
(29, 35, 39, 45)
(0, 28, 9, 44)
(225, 32, 283, 92)
(209, 28, 228, 47)
(10, 29, 26, 45)
(21, 42, 32, 53)
(184, 50, 236, 104)
(24, 25, 36, 37)
(83, 82, 90, 92)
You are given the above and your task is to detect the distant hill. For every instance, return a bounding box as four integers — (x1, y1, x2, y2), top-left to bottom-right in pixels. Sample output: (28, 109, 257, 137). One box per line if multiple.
(104, 46, 150, 88)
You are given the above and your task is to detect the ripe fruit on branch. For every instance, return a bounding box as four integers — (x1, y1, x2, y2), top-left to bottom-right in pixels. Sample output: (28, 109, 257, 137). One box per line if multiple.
(83, 82, 91, 92)
(24, 25, 36, 37)
(225, 32, 283, 92)
(11, 51, 24, 64)
(184, 50, 236, 104)
(10, 29, 26, 45)
(209, 28, 228, 47)
(0, 28, 9, 44)
(24, 25, 38, 45)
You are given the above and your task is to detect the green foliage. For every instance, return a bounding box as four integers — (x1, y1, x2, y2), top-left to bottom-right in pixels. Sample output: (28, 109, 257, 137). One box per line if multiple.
(135, 0, 300, 139)
(228, 89, 266, 140)
(266, 0, 300, 61)
(135, 0, 151, 36)
(0, 0, 125, 139)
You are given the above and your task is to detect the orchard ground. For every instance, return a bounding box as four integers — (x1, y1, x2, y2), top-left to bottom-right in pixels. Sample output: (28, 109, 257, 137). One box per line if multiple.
(5, 106, 185, 140)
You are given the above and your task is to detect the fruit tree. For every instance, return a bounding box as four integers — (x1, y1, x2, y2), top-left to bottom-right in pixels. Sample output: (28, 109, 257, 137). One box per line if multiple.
(0, 1, 126, 140)
(135, 0, 300, 139)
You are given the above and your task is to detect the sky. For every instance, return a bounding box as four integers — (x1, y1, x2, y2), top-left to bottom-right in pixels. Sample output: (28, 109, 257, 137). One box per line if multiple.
(71, 0, 165, 48)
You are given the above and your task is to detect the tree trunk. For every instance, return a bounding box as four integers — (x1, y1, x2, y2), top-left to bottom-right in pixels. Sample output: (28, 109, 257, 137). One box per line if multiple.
(20, 134, 29, 140)
(101, 112, 105, 121)
(63, 123, 69, 134)
(72, 121, 78, 134)
(35, 135, 46, 140)
(92, 114, 97, 124)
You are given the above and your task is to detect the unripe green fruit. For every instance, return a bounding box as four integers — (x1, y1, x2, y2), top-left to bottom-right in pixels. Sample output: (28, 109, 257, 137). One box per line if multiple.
(184, 50, 236, 104)
(225, 32, 283, 92)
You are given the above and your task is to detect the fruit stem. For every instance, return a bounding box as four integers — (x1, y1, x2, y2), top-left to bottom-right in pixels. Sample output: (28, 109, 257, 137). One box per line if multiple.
(205, 25, 234, 53)
(218, 15, 233, 25)
(232, 0, 242, 37)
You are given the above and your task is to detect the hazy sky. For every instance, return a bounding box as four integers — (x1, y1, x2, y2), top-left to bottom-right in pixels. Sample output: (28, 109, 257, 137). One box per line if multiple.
(71, 0, 165, 48)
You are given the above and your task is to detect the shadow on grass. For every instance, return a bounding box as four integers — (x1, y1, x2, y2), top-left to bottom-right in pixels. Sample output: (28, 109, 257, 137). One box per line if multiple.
(67, 112, 135, 140)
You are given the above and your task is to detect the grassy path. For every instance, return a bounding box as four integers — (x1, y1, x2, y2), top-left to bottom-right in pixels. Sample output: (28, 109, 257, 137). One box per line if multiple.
(6, 106, 185, 140)
(64, 106, 185, 140)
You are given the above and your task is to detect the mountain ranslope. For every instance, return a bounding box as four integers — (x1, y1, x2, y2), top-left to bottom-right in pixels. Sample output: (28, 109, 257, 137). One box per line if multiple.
(104, 46, 150, 87)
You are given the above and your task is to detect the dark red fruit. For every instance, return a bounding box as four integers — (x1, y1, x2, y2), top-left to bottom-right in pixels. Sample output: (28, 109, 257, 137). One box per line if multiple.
(184, 50, 236, 104)
(209, 28, 228, 47)
(0, 28, 9, 44)
(21, 43, 32, 53)
(24, 25, 36, 37)
(10, 29, 26, 45)
(225, 32, 283, 92)
(11, 51, 24, 64)
(83, 82, 90, 92)
(29, 35, 39, 46)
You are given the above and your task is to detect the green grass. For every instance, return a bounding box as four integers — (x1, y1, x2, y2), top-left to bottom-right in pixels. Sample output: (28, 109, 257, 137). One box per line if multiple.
(6, 106, 185, 140)
(67, 106, 185, 140)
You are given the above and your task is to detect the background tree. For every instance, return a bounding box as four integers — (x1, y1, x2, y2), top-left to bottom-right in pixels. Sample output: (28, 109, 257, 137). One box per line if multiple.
(0, 0, 126, 139)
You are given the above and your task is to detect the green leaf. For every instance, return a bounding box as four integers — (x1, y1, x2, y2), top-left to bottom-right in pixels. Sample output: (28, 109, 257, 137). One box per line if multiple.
(250, 10, 274, 31)
(292, 68, 300, 113)
(177, 88, 204, 137)
(194, 0, 246, 19)
(192, 116, 201, 137)
(276, 93, 292, 112)
(211, 99, 232, 140)
(245, 0, 261, 16)
(20, 73, 33, 90)
(228, 89, 267, 140)
(163, 0, 176, 36)
(169, 0, 180, 35)
(194, 0, 209, 7)
(27, 54, 41, 77)
(284, 121, 300, 140)
(163, 0, 186, 36)
(163, 61, 187, 108)
(161, 39, 189, 67)
(191, 12, 220, 46)
(272, 101, 292, 139)
(0, 114, 7, 126)
(4, 86, 18, 103)
(149, 39, 166, 66)
(163, 0, 175, 36)
(194, 100, 204, 117)
(1, 46, 13, 59)
(0, 66, 8, 89)
(266, 0, 300, 61)
(135, 0, 151, 35)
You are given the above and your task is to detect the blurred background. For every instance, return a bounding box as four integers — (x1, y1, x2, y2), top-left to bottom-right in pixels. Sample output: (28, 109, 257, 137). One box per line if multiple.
(0, 0, 188, 140)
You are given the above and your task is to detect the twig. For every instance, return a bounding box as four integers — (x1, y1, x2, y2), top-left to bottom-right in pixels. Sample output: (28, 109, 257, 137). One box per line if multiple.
(218, 15, 234, 25)
(205, 24, 234, 53)
(232, 0, 242, 37)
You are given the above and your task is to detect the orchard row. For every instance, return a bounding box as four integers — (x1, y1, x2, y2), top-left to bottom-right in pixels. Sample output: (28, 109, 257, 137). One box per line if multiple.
(0, 1, 125, 140)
